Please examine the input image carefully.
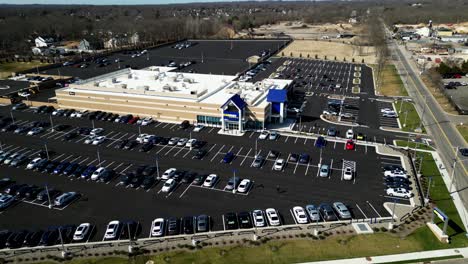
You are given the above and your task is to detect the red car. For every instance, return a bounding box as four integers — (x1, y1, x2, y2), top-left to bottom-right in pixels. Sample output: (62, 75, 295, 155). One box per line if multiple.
(345, 140, 355, 150)
(128, 116, 140, 124)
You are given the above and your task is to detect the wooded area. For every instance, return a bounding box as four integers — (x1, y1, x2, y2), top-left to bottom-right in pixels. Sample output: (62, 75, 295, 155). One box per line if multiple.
(0, 0, 466, 56)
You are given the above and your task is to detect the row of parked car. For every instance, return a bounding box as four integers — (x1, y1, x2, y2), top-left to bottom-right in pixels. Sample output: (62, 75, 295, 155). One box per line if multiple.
(383, 165, 413, 199)
(0, 178, 79, 210)
(238, 60, 271, 82)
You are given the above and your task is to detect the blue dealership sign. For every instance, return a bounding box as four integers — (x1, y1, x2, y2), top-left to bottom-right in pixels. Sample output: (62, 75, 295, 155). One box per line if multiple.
(223, 111, 239, 121)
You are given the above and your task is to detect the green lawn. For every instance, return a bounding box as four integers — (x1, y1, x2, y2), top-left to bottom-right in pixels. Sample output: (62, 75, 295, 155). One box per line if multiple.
(394, 101, 425, 133)
(395, 140, 434, 151)
(380, 64, 408, 97)
(415, 152, 468, 249)
(456, 125, 468, 143)
(0, 61, 48, 79)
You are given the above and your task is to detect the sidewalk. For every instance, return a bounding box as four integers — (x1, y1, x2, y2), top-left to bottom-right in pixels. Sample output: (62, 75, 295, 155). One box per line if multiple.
(300, 247, 468, 264)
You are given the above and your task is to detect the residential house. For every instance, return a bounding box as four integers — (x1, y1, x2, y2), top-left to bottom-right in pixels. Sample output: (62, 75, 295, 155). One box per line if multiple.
(34, 36, 55, 48)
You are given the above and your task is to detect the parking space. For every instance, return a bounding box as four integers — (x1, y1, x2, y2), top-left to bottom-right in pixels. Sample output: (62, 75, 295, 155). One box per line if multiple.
(377, 101, 400, 128)
(0, 92, 416, 247)
(37, 40, 289, 80)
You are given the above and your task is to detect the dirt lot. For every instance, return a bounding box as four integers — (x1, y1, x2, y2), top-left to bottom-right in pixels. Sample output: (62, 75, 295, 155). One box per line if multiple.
(277, 39, 377, 64)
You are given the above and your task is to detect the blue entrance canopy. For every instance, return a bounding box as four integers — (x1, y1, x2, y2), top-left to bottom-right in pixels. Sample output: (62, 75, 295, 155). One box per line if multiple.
(267, 89, 287, 103)
(221, 94, 246, 110)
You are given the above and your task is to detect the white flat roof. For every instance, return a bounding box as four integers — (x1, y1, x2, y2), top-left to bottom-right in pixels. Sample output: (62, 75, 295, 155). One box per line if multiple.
(62, 66, 292, 107)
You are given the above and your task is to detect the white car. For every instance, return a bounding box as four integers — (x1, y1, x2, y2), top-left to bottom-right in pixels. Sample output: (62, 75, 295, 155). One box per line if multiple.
(383, 112, 398, 118)
(90, 128, 104, 136)
(136, 133, 149, 143)
(73, 223, 91, 241)
(185, 138, 197, 148)
(92, 136, 106, 145)
(26, 157, 43, 170)
(177, 138, 188, 146)
(52, 109, 64, 116)
(161, 179, 176, 192)
(265, 208, 280, 226)
(252, 210, 266, 227)
(269, 131, 279, 140)
(384, 170, 408, 178)
(258, 131, 269, 140)
(292, 206, 309, 224)
(343, 166, 353, 181)
(143, 134, 156, 143)
(203, 174, 218, 187)
(381, 108, 393, 113)
(27, 127, 44, 136)
(161, 168, 176, 180)
(69, 111, 79, 118)
(139, 117, 153, 126)
(386, 188, 412, 198)
(168, 137, 180, 145)
(84, 135, 97, 144)
(91, 167, 105, 181)
(274, 159, 285, 171)
(323, 110, 338, 116)
(345, 129, 354, 139)
(237, 179, 251, 193)
(104, 220, 120, 240)
(75, 111, 88, 118)
(150, 218, 165, 237)
(193, 125, 204, 132)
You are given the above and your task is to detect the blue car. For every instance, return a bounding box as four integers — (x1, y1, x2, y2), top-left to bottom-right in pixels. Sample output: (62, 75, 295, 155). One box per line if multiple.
(53, 161, 70, 174)
(81, 165, 97, 179)
(222, 152, 235, 163)
(299, 154, 310, 164)
(63, 163, 78, 176)
(315, 136, 326, 148)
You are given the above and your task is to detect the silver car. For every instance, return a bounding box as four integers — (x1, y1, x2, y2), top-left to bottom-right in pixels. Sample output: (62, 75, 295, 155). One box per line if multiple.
(225, 176, 240, 191)
(332, 202, 351, 219)
(305, 204, 321, 221)
(319, 164, 330, 177)
(252, 155, 264, 168)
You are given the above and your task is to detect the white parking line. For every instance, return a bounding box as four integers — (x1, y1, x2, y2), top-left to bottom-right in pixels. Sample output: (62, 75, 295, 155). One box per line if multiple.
(52, 153, 66, 161)
(179, 183, 192, 198)
(355, 204, 368, 219)
(78, 157, 89, 164)
(182, 148, 192, 158)
(293, 161, 299, 174)
(112, 162, 125, 171)
(69, 156, 82, 163)
(305, 162, 311, 175)
(173, 146, 186, 157)
(240, 148, 251, 166)
(120, 164, 133, 174)
(55, 128, 78, 140)
(210, 145, 225, 162)
(104, 161, 116, 168)
(367, 201, 382, 218)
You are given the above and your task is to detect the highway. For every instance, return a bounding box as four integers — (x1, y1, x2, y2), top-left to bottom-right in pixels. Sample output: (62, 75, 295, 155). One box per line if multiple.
(386, 30, 468, 211)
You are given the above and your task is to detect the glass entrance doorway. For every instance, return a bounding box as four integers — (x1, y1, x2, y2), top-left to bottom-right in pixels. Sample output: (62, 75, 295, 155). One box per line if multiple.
(225, 122, 239, 131)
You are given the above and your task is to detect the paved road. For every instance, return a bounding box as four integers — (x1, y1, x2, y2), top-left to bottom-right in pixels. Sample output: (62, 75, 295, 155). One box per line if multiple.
(386, 29, 468, 211)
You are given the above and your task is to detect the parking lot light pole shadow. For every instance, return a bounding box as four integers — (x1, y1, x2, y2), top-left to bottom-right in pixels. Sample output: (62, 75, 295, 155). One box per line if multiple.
(49, 114, 54, 131)
(390, 198, 397, 229)
(425, 176, 433, 205)
(97, 147, 101, 167)
(44, 142, 50, 160)
(155, 156, 160, 180)
(10, 109, 15, 124)
(45, 184, 52, 209)
(232, 169, 237, 194)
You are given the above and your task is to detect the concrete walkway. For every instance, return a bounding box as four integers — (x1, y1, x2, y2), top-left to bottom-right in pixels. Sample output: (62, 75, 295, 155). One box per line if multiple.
(300, 247, 468, 264)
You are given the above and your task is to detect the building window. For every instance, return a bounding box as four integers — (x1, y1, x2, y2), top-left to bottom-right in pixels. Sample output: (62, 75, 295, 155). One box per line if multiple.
(197, 115, 221, 125)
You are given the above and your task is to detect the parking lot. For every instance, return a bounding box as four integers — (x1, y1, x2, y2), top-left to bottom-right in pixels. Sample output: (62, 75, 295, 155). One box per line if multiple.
(37, 39, 289, 80)
(0, 103, 417, 245)
(254, 57, 404, 144)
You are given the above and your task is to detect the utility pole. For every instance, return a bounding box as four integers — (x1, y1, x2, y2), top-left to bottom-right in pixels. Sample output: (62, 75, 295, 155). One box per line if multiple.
(155, 155, 160, 179)
(50, 115, 54, 131)
(45, 184, 52, 209)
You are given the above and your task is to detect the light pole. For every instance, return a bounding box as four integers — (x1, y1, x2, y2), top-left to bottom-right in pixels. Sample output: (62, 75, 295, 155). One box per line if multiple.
(254, 139, 258, 157)
(97, 147, 101, 167)
(49, 114, 54, 131)
(232, 169, 237, 194)
(44, 142, 50, 160)
(424, 176, 433, 205)
(10, 109, 15, 124)
(403, 111, 408, 127)
(91, 119, 95, 129)
(155, 155, 160, 179)
(45, 184, 52, 209)
(390, 198, 397, 229)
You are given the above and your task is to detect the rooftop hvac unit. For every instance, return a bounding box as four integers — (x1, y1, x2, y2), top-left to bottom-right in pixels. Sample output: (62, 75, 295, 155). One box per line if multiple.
(181, 83, 187, 89)
(111, 78, 117, 83)
(163, 84, 171, 91)
(154, 75, 159, 80)
(94, 82, 100, 87)
(143, 85, 149, 91)
(190, 90, 197, 95)
(128, 74, 132, 79)
(121, 84, 127, 89)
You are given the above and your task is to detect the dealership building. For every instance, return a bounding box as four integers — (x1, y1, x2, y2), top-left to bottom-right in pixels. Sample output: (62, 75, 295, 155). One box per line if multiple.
(55, 66, 292, 133)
